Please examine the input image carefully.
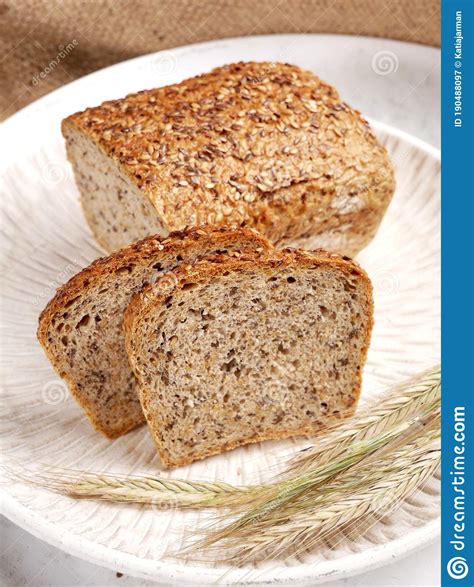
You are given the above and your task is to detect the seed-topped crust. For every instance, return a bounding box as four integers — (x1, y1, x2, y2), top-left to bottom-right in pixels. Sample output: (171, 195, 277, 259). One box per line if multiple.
(63, 62, 395, 252)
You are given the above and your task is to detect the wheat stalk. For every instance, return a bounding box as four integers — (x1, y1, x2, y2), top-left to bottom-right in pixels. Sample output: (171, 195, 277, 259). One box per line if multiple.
(287, 365, 440, 475)
(231, 447, 440, 563)
(10, 366, 440, 563)
(189, 407, 440, 560)
(12, 467, 252, 508)
(194, 440, 440, 562)
(200, 405, 440, 534)
(23, 398, 437, 512)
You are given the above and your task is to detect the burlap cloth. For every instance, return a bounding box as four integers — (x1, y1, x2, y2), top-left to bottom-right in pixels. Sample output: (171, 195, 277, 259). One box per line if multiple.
(0, 0, 439, 120)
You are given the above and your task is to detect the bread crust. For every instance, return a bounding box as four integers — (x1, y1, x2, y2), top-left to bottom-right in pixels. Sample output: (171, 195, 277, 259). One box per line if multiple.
(63, 61, 395, 255)
(37, 226, 271, 438)
(38, 226, 268, 329)
(124, 248, 373, 468)
(125, 248, 372, 328)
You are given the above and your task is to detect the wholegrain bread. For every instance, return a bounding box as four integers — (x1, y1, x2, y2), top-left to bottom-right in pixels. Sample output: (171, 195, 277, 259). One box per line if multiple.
(37, 226, 270, 438)
(124, 248, 373, 468)
(62, 62, 395, 256)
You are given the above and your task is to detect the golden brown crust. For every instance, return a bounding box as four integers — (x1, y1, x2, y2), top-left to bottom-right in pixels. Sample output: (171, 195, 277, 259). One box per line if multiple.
(37, 226, 271, 438)
(124, 247, 373, 468)
(63, 61, 395, 250)
(37, 225, 269, 340)
(125, 247, 372, 331)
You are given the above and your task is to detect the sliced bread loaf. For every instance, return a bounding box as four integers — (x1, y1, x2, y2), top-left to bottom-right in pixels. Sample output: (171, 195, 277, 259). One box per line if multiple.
(62, 61, 395, 256)
(37, 227, 270, 438)
(124, 248, 373, 468)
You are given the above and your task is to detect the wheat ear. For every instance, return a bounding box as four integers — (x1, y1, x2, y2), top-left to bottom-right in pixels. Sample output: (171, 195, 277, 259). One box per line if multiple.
(9, 366, 440, 564)
(231, 447, 439, 564)
(7, 466, 252, 508)
(288, 365, 440, 475)
(192, 423, 440, 563)
(188, 405, 440, 560)
(200, 395, 441, 527)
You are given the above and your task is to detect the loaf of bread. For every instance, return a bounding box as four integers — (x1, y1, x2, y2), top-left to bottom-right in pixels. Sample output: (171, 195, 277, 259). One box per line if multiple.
(124, 248, 373, 468)
(62, 62, 395, 256)
(37, 227, 270, 438)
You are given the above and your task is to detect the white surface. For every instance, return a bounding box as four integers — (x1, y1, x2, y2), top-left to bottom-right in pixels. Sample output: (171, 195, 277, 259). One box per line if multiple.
(0, 34, 440, 585)
(0, 517, 440, 586)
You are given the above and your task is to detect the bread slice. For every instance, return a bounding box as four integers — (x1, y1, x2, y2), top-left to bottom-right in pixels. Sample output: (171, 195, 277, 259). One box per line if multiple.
(37, 227, 270, 438)
(62, 61, 395, 256)
(124, 248, 373, 468)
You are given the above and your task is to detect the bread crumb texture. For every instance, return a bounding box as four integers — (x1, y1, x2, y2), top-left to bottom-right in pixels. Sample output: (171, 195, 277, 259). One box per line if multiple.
(124, 248, 374, 468)
(37, 227, 270, 438)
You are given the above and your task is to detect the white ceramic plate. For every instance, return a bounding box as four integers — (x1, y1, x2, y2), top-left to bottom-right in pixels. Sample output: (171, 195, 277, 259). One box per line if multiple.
(1, 35, 440, 584)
